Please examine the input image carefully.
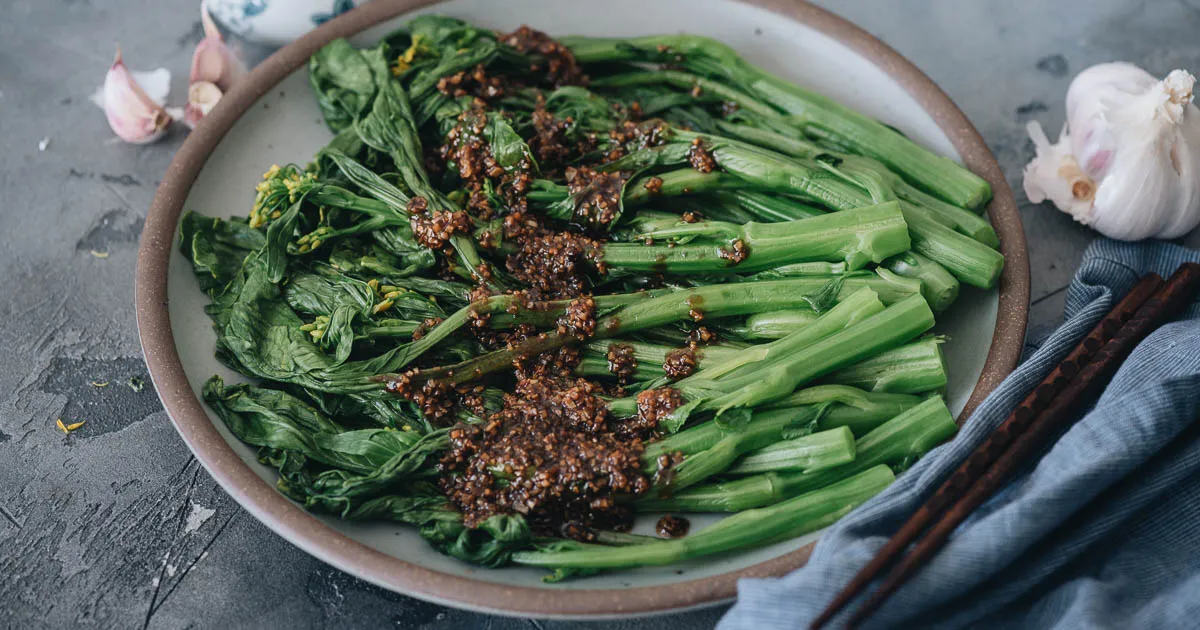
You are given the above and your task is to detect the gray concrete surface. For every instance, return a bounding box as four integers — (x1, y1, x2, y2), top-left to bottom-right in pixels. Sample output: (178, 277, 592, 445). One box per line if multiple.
(3, 0, 1199, 628)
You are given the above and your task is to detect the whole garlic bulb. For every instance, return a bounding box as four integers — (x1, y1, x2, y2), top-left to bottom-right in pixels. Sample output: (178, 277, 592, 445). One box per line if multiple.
(1024, 63, 1200, 241)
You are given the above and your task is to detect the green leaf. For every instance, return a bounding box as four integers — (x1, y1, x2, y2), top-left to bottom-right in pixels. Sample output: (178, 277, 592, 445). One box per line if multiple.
(309, 39, 384, 132)
(319, 304, 359, 364)
(544, 86, 624, 132)
(419, 513, 533, 568)
(202, 375, 343, 459)
(714, 407, 752, 432)
(799, 275, 847, 315)
(179, 212, 265, 293)
(314, 428, 424, 470)
(484, 112, 535, 170)
(344, 493, 458, 525)
(323, 148, 411, 211)
(284, 271, 375, 317)
(262, 199, 304, 284)
(660, 398, 703, 434)
(405, 17, 499, 109)
(780, 401, 834, 440)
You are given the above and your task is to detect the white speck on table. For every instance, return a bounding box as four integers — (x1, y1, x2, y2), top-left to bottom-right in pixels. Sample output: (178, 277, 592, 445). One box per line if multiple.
(184, 502, 215, 534)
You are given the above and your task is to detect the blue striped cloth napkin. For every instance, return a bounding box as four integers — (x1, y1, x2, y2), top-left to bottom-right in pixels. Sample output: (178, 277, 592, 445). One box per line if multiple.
(720, 239, 1200, 629)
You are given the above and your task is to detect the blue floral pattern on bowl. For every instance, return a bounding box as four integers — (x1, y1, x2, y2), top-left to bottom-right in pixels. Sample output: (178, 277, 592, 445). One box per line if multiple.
(209, 0, 367, 45)
(312, 0, 356, 25)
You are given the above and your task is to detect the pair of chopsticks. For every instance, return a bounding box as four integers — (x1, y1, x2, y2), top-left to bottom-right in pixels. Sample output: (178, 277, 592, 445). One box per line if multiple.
(812, 262, 1200, 630)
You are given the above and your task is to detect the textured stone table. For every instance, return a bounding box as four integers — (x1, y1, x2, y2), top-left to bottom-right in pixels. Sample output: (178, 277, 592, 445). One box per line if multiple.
(4, 0, 1199, 628)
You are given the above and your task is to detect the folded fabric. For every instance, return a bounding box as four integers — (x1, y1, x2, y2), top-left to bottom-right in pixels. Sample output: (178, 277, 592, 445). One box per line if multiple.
(719, 239, 1200, 630)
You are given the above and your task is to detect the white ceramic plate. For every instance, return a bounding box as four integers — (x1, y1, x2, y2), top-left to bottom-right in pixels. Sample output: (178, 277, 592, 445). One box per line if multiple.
(138, 0, 1027, 617)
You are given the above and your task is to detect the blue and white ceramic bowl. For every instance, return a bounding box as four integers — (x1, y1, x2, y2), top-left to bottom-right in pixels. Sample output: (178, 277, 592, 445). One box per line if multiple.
(208, 0, 369, 45)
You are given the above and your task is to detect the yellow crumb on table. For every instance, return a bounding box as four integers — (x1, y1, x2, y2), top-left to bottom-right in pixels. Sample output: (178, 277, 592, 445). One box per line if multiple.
(56, 418, 85, 434)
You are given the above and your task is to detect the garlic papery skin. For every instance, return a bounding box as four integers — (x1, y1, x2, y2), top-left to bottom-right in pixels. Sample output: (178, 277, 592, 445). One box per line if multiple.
(90, 50, 173, 144)
(183, 81, 223, 128)
(1024, 63, 1200, 241)
(1063, 62, 1157, 181)
(191, 1, 246, 92)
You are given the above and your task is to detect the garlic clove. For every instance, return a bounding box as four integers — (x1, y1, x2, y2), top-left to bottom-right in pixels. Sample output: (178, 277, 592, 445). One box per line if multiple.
(182, 81, 224, 129)
(1022, 121, 1096, 225)
(90, 49, 173, 144)
(191, 1, 246, 92)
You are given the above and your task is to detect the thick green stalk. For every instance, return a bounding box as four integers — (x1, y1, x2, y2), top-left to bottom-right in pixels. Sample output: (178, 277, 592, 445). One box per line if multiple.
(759, 262, 848, 276)
(680, 130, 1003, 288)
(590, 68, 781, 117)
(606, 287, 887, 419)
(899, 202, 1002, 289)
(530, 170, 752, 221)
(485, 291, 667, 329)
(602, 201, 910, 272)
(401, 279, 892, 387)
(761, 81, 992, 210)
(575, 355, 630, 379)
(576, 339, 741, 381)
(884, 251, 960, 313)
(643, 385, 920, 468)
(688, 294, 935, 414)
(600, 280, 842, 333)
(638, 395, 956, 512)
(741, 269, 920, 304)
(641, 407, 826, 493)
(709, 190, 826, 222)
(592, 531, 660, 546)
(512, 465, 895, 572)
(360, 321, 421, 338)
(713, 120, 998, 247)
(760, 385, 921, 436)
(608, 291, 934, 430)
(565, 35, 992, 209)
(721, 310, 819, 340)
(623, 87, 986, 247)
(642, 406, 786, 463)
(725, 425, 856, 475)
(607, 130, 1003, 288)
(721, 270, 920, 338)
(622, 169, 751, 203)
(826, 336, 947, 394)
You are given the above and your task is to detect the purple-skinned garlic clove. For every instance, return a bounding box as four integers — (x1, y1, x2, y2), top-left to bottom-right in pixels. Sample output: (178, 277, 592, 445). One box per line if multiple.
(191, 1, 246, 92)
(90, 49, 173, 144)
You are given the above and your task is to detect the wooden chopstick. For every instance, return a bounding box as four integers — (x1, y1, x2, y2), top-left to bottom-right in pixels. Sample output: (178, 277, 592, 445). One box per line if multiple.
(808, 272, 1163, 630)
(813, 263, 1200, 630)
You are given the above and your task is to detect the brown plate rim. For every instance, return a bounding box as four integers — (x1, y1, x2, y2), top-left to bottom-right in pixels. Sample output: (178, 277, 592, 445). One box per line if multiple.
(135, 0, 1030, 618)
